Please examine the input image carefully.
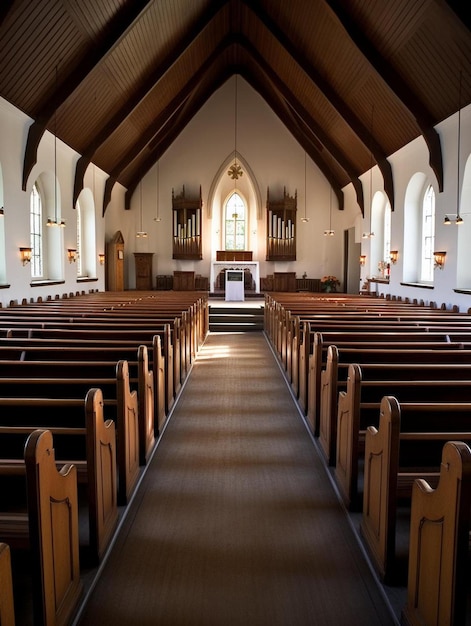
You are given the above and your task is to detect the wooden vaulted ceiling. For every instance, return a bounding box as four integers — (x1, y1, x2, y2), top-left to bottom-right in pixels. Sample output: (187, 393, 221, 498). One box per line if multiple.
(0, 0, 470, 215)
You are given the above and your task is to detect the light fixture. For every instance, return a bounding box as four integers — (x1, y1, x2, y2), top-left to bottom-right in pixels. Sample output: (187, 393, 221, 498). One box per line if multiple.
(47, 65, 66, 228)
(20, 247, 32, 265)
(324, 160, 334, 235)
(67, 248, 77, 263)
(389, 250, 398, 264)
(444, 70, 464, 226)
(433, 250, 446, 270)
(98, 253, 105, 265)
(153, 161, 161, 222)
(227, 74, 243, 183)
(136, 180, 147, 238)
(359, 254, 366, 266)
(301, 151, 310, 223)
(362, 105, 375, 239)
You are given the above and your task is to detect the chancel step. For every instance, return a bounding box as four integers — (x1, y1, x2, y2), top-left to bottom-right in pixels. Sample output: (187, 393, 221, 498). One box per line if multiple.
(209, 306, 264, 332)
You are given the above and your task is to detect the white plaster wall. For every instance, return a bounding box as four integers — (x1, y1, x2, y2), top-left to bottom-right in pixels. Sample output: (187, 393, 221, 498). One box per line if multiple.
(1, 83, 470, 309)
(0, 98, 106, 307)
(104, 76, 355, 291)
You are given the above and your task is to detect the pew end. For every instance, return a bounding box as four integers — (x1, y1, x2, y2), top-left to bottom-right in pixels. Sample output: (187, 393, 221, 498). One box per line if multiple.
(0, 543, 15, 626)
(402, 441, 471, 626)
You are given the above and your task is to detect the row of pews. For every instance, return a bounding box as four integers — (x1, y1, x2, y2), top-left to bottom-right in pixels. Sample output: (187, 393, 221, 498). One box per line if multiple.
(0, 290, 208, 626)
(265, 291, 471, 626)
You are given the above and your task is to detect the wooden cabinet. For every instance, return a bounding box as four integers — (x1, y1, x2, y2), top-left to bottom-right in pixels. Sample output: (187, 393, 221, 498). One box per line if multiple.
(134, 253, 154, 290)
(266, 187, 297, 261)
(273, 272, 296, 292)
(172, 186, 202, 260)
(106, 231, 125, 291)
(173, 271, 195, 291)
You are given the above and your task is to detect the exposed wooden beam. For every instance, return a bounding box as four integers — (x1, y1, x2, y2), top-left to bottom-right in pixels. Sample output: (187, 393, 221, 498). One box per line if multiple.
(73, 0, 230, 205)
(101, 40, 233, 213)
(0, 0, 15, 27)
(22, 0, 154, 191)
(242, 0, 395, 210)
(440, 0, 471, 31)
(324, 0, 444, 192)
(242, 38, 364, 211)
(121, 70, 232, 212)
(241, 68, 347, 212)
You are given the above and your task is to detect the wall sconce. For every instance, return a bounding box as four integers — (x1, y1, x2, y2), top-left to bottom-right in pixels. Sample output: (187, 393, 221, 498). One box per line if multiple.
(98, 253, 105, 265)
(20, 247, 32, 265)
(389, 250, 398, 264)
(67, 248, 77, 263)
(359, 254, 366, 267)
(433, 250, 446, 270)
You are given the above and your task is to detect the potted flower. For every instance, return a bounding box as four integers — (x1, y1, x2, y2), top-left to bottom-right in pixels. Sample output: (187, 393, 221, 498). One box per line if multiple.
(320, 275, 340, 293)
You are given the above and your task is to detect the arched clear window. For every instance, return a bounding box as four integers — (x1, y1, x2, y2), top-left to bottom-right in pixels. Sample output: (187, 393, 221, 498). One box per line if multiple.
(421, 185, 435, 282)
(225, 192, 246, 250)
(76, 201, 83, 276)
(30, 183, 43, 278)
(384, 204, 391, 261)
(75, 187, 97, 278)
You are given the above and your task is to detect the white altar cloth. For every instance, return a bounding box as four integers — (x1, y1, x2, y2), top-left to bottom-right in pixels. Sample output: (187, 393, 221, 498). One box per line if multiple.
(211, 261, 260, 293)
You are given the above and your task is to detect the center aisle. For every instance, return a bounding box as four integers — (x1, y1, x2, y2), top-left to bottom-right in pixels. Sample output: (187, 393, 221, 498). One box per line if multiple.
(75, 332, 397, 626)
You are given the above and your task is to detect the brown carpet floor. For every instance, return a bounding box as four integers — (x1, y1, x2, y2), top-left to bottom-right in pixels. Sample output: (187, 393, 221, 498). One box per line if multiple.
(74, 332, 397, 626)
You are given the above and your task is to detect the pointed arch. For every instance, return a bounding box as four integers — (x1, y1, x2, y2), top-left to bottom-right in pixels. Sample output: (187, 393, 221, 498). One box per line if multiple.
(207, 151, 262, 219)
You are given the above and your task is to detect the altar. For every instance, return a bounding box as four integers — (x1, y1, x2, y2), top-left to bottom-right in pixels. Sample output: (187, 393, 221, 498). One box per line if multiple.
(210, 261, 260, 294)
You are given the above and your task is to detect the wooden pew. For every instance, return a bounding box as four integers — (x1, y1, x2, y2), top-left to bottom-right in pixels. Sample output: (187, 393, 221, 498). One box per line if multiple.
(24, 325, 178, 414)
(305, 332, 466, 433)
(0, 333, 168, 429)
(361, 396, 471, 583)
(0, 359, 139, 505)
(318, 344, 471, 465)
(0, 429, 83, 626)
(0, 350, 154, 464)
(303, 328, 460, 426)
(334, 363, 471, 511)
(0, 543, 15, 626)
(0, 388, 117, 565)
(265, 292, 470, 370)
(402, 440, 471, 626)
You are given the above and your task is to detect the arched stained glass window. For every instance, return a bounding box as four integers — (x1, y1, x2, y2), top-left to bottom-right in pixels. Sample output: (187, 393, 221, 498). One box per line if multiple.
(225, 192, 246, 250)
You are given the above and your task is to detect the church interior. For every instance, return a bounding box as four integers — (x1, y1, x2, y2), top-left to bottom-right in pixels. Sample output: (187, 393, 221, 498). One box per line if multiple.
(1, 2, 471, 625)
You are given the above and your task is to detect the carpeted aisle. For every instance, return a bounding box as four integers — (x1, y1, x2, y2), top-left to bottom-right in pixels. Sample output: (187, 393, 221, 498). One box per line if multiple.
(75, 332, 397, 626)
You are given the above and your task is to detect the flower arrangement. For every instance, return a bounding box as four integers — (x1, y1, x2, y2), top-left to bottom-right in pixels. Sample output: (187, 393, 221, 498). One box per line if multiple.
(320, 275, 340, 292)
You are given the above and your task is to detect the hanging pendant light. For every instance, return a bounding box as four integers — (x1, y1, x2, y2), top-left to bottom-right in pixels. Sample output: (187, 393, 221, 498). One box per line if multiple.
(444, 69, 464, 226)
(136, 180, 147, 238)
(324, 158, 334, 236)
(362, 105, 375, 238)
(301, 152, 309, 223)
(153, 161, 161, 222)
(228, 74, 243, 182)
(47, 64, 65, 228)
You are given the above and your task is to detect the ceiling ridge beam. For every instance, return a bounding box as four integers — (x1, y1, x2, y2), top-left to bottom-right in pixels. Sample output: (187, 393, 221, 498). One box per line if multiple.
(240, 0, 395, 210)
(22, 0, 154, 191)
(323, 0, 444, 191)
(73, 0, 231, 205)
